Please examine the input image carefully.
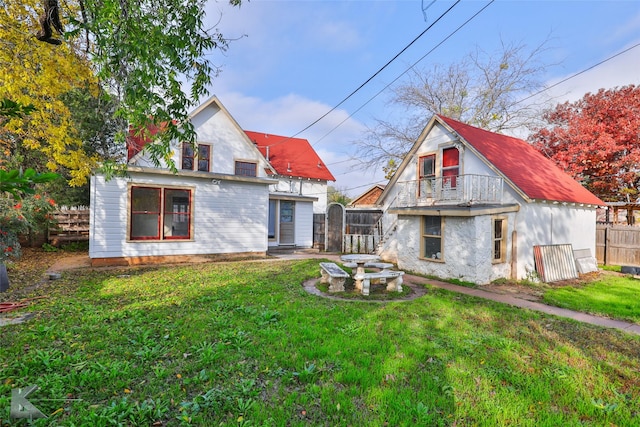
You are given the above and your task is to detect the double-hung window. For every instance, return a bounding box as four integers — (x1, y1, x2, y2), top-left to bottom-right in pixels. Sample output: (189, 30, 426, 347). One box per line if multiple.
(182, 143, 211, 172)
(493, 217, 507, 263)
(130, 186, 192, 240)
(422, 216, 443, 260)
(418, 154, 436, 197)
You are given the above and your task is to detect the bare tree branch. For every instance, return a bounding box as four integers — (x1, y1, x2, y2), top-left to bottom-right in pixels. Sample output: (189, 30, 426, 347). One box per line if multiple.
(356, 37, 556, 173)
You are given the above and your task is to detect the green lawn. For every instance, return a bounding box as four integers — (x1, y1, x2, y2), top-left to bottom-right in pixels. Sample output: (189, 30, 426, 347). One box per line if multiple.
(543, 273, 640, 323)
(1, 259, 639, 426)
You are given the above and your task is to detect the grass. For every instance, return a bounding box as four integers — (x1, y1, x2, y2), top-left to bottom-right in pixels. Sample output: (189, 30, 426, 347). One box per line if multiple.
(1, 258, 639, 426)
(543, 273, 640, 323)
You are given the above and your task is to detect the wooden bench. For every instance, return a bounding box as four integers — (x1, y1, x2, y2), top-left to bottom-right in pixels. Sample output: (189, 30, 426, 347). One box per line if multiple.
(319, 262, 350, 292)
(353, 270, 404, 295)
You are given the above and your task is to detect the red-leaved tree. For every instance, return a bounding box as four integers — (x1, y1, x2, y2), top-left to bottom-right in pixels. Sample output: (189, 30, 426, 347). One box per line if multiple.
(529, 85, 640, 202)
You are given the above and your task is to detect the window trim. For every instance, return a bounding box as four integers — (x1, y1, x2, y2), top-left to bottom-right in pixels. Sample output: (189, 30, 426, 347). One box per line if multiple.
(181, 143, 212, 172)
(235, 160, 258, 177)
(492, 216, 507, 263)
(441, 146, 460, 188)
(420, 215, 444, 262)
(128, 184, 194, 242)
(417, 153, 436, 197)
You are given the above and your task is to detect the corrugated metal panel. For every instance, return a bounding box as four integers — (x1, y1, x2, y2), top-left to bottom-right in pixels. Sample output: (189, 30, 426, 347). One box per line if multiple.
(533, 244, 578, 282)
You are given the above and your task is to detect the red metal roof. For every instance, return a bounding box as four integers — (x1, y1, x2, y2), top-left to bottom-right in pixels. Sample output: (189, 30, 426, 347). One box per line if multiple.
(126, 122, 170, 161)
(437, 115, 605, 205)
(245, 131, 336, 181)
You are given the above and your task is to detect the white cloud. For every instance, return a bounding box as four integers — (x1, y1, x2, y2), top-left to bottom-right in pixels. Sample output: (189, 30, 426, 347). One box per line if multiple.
(312, 21, 363, 52)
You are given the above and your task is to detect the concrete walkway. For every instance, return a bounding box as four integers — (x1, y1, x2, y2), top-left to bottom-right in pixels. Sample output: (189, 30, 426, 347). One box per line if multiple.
(407, 274, 640, 336)
(269, 250, 640, 337)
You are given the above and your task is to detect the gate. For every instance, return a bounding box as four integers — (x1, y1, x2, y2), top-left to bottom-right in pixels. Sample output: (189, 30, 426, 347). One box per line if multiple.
(326, 203, 345, 252)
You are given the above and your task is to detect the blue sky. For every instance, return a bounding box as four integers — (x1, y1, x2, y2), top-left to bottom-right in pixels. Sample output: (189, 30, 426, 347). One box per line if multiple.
(202, 0, 640, 197)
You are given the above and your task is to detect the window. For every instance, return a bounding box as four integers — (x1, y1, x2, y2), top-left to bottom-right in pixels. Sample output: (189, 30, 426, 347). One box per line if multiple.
(182, 143, 211, 172)
(130, 186, 192, 240)
(442, 147, 459, 188)
(422, 216, 442, 260)
(418, 154, 436, 197)
(493, 218, 507, 263)
(268, 200, 276, 239)
(197, 145, 210, 172)
(235, 161, 257, 177)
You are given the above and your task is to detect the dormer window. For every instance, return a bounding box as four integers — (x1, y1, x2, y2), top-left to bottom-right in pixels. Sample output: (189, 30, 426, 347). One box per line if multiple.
(182, 143, 211, 172)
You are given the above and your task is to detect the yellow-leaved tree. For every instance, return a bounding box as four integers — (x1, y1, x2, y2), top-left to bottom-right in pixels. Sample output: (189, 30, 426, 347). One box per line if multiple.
(0, 0, 99, 186)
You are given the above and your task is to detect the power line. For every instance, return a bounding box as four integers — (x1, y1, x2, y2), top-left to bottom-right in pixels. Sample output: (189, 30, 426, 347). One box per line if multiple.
(343, 42, 640, 195)
(264, 0, 462, 150)
(310, 0, 495, 149)
(513, 41, 640, 107)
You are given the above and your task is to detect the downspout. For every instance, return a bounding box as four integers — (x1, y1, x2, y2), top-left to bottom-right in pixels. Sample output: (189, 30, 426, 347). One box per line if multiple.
(511, 213, 517, 280)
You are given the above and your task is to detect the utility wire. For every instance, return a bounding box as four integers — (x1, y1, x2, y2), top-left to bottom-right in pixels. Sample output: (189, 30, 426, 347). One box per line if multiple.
(512, 41, 640, 107)
(339, 41, 640, 195)
(263, 0, 462, 150)
(310, 0, 495, 149)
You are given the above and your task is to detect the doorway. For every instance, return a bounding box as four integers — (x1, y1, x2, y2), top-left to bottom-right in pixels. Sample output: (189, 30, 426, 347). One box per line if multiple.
(279, 201, 295, 245)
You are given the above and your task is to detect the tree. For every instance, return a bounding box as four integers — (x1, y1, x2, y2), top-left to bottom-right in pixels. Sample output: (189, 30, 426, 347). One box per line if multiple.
(356, 40, 551, 171)
(1, 0, 242, 185)
(1, 1, 99, 186)
(529, 85, 640, 202)
(0, 99, 59, 197)
(328, 186, 352, 206)
(42, 0, 241, 173)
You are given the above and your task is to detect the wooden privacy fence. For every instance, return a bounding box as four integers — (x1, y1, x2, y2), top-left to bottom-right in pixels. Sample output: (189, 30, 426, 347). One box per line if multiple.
(317, 206, 383, 253)
(48, 207, 90, 246)
(596, 224, 640, 266)
(313, 213, 325, 250)
(343, 209, 382, 254)
(343, 234, 380, 254)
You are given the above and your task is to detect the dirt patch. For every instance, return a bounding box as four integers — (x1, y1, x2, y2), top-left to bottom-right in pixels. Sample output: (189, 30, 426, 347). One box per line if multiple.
(481, 271, 605, 301)
(0, 248, 86, 302)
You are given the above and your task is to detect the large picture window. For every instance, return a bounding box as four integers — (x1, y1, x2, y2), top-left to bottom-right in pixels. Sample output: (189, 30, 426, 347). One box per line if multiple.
(130, 186, 192, 240)
(182, 143, 211, 172)
(422, 216, 442, 260)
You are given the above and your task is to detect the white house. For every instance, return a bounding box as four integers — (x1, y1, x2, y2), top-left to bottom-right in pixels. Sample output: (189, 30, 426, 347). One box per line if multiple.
(245, 131, 335, 248)
(376, 115, 605, 284)
(89, 96, 333, 266)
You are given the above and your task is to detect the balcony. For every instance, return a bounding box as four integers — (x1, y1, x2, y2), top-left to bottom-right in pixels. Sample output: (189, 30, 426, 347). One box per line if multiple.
(394, 174, 504, 208)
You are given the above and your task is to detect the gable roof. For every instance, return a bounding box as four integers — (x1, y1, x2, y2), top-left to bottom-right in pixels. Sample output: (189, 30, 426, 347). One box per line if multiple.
(126, 96, 274, 175)
(245, 131, 335, 182)
(436, 115, 604, 206)
(348, 184, 386, 207)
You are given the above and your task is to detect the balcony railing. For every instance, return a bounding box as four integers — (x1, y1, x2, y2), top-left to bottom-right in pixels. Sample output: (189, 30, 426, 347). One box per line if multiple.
(394, 174, 503, 208)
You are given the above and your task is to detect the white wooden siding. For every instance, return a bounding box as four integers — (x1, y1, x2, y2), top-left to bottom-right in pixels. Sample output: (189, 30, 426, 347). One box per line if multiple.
(294, 201, 314, 248)
(132, 100, 271, 177)
(515, 203, 597, 280)
(90, 172, 269, 259)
